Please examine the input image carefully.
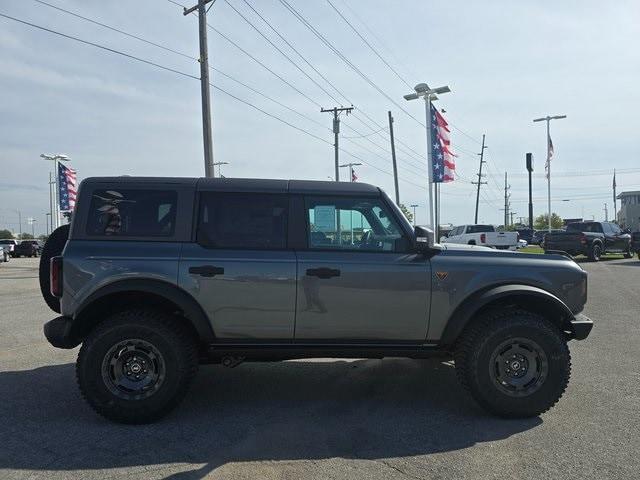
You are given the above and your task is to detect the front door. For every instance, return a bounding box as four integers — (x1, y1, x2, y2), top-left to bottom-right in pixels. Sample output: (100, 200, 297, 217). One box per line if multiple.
(179, 191, 296, 341)
(295, 195, 431, 342)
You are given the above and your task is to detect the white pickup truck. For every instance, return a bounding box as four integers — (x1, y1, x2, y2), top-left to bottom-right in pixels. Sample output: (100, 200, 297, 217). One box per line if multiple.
(441, 224, 519, 250)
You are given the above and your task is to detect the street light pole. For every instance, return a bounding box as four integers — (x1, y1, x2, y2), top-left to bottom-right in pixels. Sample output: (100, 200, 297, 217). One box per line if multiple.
(404, 83, 450, 233)
(410, 204, 419, 226)
(533, 115, 566, 232)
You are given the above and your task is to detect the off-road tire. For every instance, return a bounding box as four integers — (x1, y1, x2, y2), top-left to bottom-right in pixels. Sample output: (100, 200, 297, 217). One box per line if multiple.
(39, 224, 70, 313)
(588, 243, 602, 262)
(76, 309, 198, 424)
(455, 309, 571, 418)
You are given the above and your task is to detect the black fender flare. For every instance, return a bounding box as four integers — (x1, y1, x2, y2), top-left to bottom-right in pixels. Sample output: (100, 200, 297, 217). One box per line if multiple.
(73, 279, 215, 343)
(440, 284, 575, 346)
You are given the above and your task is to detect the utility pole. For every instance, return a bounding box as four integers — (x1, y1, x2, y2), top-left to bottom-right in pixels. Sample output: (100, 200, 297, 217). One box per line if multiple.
(17, 210, 22, 238)
(410, 204, 419, 226)
(183, 0, 216, 177)
(509, 211, 516, 227)
(472, 134, 487, 223)
(604, 203, 608, 221)
(212, 161, 229, 178)
(321, 106, 354, 181)
(504, 172, 510, 228)
(388, 111, 400, 204)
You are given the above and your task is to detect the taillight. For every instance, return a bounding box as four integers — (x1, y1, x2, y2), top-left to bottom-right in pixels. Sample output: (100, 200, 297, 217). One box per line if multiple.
(480, 233, 486, 243)
(50, 256, 63, 298)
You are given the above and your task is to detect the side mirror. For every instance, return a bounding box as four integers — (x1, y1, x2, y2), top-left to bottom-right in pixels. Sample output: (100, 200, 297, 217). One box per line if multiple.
(414, 225, 434, 252)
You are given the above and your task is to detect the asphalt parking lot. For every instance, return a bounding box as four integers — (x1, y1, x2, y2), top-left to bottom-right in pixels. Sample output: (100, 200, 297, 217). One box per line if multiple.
(1, 256, 639, 480)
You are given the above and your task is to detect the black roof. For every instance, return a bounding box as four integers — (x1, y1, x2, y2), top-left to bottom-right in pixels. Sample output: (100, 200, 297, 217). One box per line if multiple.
(81, 177, 381, 195)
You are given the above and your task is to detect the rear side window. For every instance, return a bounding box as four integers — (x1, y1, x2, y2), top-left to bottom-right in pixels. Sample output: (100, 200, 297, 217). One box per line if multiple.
(467, 225, 494, 234)
(197, 193, 288, 249)
(86, 189, 177, 237)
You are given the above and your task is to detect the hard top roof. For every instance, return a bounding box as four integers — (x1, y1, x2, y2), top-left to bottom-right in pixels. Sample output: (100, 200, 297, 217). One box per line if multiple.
(81, 177, 381, 195)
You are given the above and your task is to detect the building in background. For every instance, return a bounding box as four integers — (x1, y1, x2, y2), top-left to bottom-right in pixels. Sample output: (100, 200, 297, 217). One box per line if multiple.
(617, 191, 640, 231)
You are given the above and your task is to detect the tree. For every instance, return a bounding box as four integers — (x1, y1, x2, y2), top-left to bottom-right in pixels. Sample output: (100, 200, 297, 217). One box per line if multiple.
(19, 232, 34, 240)
(534, 213, 564, 230)
(398, 204, 413, 224)
(0, 229, 13, 239)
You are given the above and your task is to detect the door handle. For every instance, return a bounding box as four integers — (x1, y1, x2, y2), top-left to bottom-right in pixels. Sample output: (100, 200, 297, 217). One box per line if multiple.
(306, 267, 341, 279)
(189, 265, 224, 277)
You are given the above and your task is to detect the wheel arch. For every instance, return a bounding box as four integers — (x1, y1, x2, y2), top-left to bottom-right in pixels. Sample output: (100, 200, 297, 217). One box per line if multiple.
(71, 279, 215, 344)
(440, 284, 576, 346)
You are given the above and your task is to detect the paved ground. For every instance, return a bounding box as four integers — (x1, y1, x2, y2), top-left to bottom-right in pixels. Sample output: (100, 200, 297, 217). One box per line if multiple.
(0, 256, 638, 480)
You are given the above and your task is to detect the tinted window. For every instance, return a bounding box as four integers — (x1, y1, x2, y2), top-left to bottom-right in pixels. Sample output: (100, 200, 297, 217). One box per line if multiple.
(197, 193, 288, 249)
(568, 222, 602, 233)
(467, 225, 495, 234)
(305, 196, 404, 251)
(86, 189, 177, 237)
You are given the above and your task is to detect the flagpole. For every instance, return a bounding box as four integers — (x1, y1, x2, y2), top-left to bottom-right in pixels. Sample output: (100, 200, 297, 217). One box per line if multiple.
(425, 95, 434, 232)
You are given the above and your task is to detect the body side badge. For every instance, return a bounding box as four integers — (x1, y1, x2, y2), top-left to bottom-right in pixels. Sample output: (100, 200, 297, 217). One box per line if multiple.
(436, 271, 449, 281)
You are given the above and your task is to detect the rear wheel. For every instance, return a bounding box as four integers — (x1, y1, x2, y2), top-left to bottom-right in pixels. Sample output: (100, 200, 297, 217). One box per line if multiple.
(588, 243, 602, 262)
(76, 309, 198, 424)
(39, 224, 70, 313)
(455, 310, 571, 417)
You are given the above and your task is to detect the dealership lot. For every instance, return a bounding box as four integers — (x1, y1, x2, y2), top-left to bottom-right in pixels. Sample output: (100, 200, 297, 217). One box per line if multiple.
(1, 257, 638, 480)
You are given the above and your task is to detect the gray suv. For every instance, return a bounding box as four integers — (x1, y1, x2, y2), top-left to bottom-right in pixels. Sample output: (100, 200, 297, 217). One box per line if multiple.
(41, 177, 593, 424)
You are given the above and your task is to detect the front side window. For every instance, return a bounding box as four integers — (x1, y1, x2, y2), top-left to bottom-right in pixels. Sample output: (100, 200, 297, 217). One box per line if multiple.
(306, 197, 405, 251)
(197, 193, 288, 249)
(86, 189, 177, 237)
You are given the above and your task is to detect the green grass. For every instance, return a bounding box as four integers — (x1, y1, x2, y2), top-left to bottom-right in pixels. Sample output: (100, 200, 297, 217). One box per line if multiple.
(519, 246, 544, 254)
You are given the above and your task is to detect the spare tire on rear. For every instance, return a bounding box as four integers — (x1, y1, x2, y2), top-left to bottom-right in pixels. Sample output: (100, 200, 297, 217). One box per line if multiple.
(39, 224, 70, 313)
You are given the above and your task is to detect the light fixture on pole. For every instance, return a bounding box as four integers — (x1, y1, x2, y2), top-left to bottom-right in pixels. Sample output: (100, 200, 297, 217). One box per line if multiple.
(532, 115, 566, 232)
(41, 153, 71, 231)
(404, 83, 450, 233)
(212, 161, 229, 178)
(410, 204, 419, 226)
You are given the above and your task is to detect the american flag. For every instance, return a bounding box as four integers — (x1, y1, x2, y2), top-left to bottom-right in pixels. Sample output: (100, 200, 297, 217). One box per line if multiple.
(430, 103, 455, 183)
(545, 135, 554, 179)
(58, 162, 77, 211)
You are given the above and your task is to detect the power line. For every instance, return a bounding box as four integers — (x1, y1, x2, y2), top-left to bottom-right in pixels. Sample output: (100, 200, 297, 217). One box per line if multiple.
(0, 12, 199, 80)
(4, 8, 435, 192)
(33, 0, 196, 60)
(325, 0, 412, 90)
(276, 0, 426, 127)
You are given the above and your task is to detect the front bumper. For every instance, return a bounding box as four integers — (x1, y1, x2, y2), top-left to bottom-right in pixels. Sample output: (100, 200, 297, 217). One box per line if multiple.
(570, 313, 593, 340)
(43, 316, 80, 349)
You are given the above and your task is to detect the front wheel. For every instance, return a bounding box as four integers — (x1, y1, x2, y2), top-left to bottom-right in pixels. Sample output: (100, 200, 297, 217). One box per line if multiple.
(76, 309, 198, 424)
(588, 243, 602, 261)
(455, 310, 571, 418)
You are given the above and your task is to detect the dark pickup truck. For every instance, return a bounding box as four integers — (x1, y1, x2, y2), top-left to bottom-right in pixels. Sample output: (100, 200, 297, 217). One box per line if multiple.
(631, 231, 640, 259)
(542, 221, 632, 261)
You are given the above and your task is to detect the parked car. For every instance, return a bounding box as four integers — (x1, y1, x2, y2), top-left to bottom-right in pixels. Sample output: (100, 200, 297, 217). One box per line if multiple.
(40, 177, 592, 424)
(532, 229, 563, 245)
(542, 221, 632, 261)
(516, 228, 535, 244)
(0, 239, 18, 257)
(442, 224, 518, 250)
(13, 240, 41, 257)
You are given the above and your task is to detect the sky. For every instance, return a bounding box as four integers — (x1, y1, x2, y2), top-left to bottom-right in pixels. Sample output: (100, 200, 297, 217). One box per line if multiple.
(1, 0, 639, 235)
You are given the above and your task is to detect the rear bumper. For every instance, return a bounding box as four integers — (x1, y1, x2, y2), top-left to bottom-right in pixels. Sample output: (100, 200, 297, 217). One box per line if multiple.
(570, 313, 593, 340)
(43, 316, 80, 349)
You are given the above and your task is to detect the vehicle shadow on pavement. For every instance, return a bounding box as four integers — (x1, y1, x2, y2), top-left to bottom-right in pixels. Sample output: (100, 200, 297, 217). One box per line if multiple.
(0, 359, 541, 478)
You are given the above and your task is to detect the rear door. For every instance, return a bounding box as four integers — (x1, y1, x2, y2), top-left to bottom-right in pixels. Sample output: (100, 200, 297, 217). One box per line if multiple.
(294, 194, 431, 342)
(178, 189, 296, 341)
